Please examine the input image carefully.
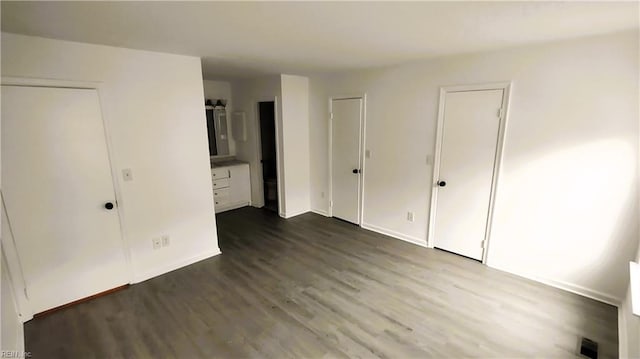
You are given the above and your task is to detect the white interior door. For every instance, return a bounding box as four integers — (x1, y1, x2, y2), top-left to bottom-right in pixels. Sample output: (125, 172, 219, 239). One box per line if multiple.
(2, 85, 129, 314)
(433, 89, 504, 260)
(331, 98, 362, 224)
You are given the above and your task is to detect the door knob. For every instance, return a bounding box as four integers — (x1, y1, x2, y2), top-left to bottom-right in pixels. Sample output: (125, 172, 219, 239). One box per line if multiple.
(104, 202, 115, 210)
(352, 169, 361, 174)
(437, 181, 446, 187)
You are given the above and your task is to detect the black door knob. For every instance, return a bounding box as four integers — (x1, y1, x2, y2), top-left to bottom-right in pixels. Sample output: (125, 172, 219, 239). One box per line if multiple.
(352, 169, 360, 174)
(105, 202, 114, 210)
(438, 181, 447, 187)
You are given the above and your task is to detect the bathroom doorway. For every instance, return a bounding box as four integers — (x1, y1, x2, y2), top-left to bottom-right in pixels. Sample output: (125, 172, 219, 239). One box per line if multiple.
(258, 101, 278, 212)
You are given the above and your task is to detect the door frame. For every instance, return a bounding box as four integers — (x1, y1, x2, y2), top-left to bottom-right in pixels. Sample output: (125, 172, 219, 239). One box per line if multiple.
(427, 82, 512, 264)
(254, 97, 284, 217)
(328, 94, 367, 225)
(0, 76, 134, 321)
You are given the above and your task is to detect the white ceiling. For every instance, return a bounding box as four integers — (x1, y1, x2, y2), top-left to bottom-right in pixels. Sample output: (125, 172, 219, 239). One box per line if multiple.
(2, 1, 638, 80)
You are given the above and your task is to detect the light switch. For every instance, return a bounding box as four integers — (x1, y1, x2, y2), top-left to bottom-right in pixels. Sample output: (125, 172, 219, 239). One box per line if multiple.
(122, 168, 133, 181)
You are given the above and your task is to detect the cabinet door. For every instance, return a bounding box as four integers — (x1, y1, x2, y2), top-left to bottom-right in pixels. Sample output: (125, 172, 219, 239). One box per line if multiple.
(229, 165, 251, 205)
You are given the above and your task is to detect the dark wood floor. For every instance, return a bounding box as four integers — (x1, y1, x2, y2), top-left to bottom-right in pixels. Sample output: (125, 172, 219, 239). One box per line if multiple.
(25, 207, 618, 358)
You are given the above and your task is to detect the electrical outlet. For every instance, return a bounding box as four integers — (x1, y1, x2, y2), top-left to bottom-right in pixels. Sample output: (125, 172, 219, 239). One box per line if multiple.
(407, 211, 415, 222)
(162, 235, 170, 247)
(122, 168, 133, 181)
(321, 191, 325, 198)
(152, 237, 162, 250)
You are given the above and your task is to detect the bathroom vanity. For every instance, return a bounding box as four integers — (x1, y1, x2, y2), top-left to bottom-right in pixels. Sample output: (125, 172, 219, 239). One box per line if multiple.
(211, 160, 251, 213)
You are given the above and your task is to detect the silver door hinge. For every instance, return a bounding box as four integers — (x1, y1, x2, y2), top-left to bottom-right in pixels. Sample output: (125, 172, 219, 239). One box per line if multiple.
(24, 287, 29, 299)
(497, 108, 504, 118)
(329, 200, 333, 207)
(330, 112, 334, 120)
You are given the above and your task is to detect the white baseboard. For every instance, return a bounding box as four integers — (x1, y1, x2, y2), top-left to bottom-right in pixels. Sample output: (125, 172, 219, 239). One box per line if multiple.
(311, 208, 329, 217)
(361, 222, 428, 248)
(283, 209, 310, 219)
(132, 248, 221, 284)
(216, 202, 250, 213)
(487, 262, 621, 306)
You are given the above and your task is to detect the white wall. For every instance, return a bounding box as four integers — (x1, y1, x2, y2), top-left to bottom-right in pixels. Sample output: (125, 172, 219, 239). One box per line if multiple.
(203, 79, 236, 156)
(231, 76, 284, 211)
(280, 75, 311, 217)
(309, 77, 330, 215)
(231, 75, 313, 218)
(1, 33, 220, 291)
(309, 30, 639, 302)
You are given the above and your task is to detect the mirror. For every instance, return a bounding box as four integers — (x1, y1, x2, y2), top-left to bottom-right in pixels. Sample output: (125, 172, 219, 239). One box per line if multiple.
(205, 100, 230, 157)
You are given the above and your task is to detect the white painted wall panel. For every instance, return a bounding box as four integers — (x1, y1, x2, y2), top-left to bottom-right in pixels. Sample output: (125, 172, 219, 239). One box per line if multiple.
(1, 33, 220, 285)
(309, 31, 639, 301)
(280, 74, 311, 217)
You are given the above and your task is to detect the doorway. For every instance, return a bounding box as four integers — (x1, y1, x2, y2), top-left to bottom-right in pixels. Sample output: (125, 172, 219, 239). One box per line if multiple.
(258, 101, 278, 212)
(2, 85, 129, 315)
(330, 97, 364, 225)
(429, 83, 511, 262)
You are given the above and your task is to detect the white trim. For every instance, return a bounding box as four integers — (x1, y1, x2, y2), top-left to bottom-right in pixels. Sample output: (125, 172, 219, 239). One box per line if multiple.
(0, 248, 26, 349)
(254, 98, 284, 216)
(311, 208, 330, 217)
(619, 305, 629, 358)
(630, 261, 640, 315)
(427, 81, 513, 265)
(359, 94, 368, 226)
(215, 202, 251, 214)
(282, 209, 309, 219)
(488, 261, 621, 306)
(132, 248, 221, 284)
(1, 193, 33, 321)
(361, 222, 428, 248)
(437, 81, 512, 93)
(1, 76, 101, 89)
(482, 83, 512, 264)
(328, 94, 367, 225)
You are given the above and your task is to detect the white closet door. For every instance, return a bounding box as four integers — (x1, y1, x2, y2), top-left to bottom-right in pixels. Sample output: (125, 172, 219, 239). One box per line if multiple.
(331, 98, 362, 224)
(433, 89, 504, 260)
(2, 85, 128, 314)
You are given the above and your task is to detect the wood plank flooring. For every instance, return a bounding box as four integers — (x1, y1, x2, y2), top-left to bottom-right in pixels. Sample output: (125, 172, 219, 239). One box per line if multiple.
(25, 207, 618, 358)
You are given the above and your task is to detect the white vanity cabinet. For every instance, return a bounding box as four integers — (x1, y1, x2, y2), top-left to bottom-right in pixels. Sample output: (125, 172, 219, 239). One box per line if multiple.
(211, 163, 251, 213)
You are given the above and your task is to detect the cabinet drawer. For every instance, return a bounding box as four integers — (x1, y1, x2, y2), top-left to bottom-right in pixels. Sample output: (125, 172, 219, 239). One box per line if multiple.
(214, 196, 230, 207)
(212, 178, 230, 189)
(213, 188, 230, 200)
(211, 167, 230, 180)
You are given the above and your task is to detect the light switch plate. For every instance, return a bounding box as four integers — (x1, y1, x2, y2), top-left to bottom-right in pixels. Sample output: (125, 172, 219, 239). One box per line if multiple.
(365, 149, 371, 159)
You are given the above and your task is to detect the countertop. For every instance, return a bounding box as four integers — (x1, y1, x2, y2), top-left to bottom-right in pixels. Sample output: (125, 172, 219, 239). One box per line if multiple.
(210, 159, 248, 168)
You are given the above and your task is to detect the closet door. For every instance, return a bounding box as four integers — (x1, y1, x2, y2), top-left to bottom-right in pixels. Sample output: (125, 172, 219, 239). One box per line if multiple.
(2, 85, 128, 314)
(433, 89, 504, 260)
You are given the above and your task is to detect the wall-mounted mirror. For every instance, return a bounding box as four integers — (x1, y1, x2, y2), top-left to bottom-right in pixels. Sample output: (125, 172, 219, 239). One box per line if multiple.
(205, 100, 229, 157)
